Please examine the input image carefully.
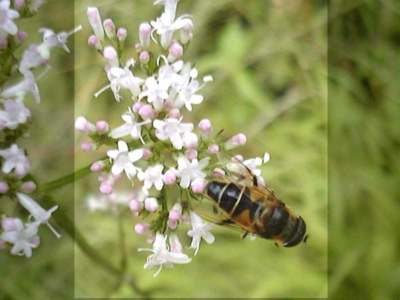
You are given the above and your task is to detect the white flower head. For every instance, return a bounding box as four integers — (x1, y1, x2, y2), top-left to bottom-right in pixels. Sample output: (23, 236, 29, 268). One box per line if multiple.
(139, 76, 170, 111)
(0, 0, 19, 38)
(138, 164, 164, 191)
(187, 212, 215, 255)
(177, 155, 209, 189)
(107, 141, 143, 179)
(110, 109, 150, 143)
(153, 117, 193, 150)
(39, 25, 82, 54)
(0, 219, 40, 258)
(138, 232, 191, 276)
(0, 144, 30, 176)
(16, 193, 61, 238)
(0, 98, 31, 129)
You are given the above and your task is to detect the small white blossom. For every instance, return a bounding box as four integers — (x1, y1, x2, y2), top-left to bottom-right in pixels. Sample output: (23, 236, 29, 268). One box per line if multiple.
(151, 0, 192, 48)
(138, 232, 191, 276)
(95, 60, 143, 101)
(0, 144, 30, 176)
(0, 98, 31, 129)
(0, 219, 40, 258)
(176, 155, 209, 188)
(138, 164, 164, 191)
(187, 212, 214, 255)
(16, 193, 61, 238)
(153, 118, 193, 150)
(107, 140, 143, 179)
(110, 110, 150, 143)
(0, 0, 19, 38)
(139, 76, 170, 111)
(1, 71, 41, 103)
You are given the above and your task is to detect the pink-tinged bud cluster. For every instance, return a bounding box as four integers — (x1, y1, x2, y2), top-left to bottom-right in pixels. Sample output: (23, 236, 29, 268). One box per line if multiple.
(81, 142, 94, 152)
(129, 198, 142, 213)
(88, 35, 101, 50)
(75, 116, 95, 133)
(138, 104, 155, 120)
(168, 41, 183, 61)
(99, 182, 113, 194)
(208, 144, 219, 154)
(225, 133, 247, 150)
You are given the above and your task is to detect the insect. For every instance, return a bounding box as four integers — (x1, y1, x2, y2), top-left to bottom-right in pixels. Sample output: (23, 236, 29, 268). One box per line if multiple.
(204, 162, 307, 247)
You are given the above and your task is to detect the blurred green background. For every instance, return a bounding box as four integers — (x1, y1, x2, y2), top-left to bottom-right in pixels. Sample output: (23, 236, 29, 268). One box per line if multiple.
(0, 0, 398, 299)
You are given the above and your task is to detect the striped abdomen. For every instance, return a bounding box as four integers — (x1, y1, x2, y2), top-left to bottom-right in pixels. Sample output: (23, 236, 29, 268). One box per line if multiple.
(206, 181, 307, 247)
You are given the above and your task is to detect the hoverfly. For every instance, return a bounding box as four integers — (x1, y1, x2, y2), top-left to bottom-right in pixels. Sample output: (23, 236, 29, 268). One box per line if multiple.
(203, 160, 308, 247)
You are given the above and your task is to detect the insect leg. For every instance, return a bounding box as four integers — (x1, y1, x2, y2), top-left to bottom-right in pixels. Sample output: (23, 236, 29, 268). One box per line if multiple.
(241, 231, 249, 239)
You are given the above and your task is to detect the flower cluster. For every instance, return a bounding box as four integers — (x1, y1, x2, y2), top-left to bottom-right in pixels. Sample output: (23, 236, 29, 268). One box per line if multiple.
(0, 0, 78, 257)
(77, 0, 270, 276)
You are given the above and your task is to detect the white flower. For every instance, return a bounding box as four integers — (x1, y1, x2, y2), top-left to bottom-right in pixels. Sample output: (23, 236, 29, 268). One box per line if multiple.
(151, 0, 192, 48)
(110, 110, 150, 143)
(107, 140, 143, 179)
(0, 219, 40, 258)
(139, 76, 170, 111)
(1, 71, 41, 103)
(95, 60, 143, 102)
(16, 193, 60, 238)
(153, 118, 193, 150)
(138, 164, 164, 191)
(176, 155, 209, 188)
(86, 194, 109, 212)
(138, 232, 191, 277)
(0, 98, 31, 129)
(0, 0, 19, 38)
(243, 152, 270, 177)
(187, 212, 214, 255)
(0, 144, 30, 176)
(39, 26, 82, 54)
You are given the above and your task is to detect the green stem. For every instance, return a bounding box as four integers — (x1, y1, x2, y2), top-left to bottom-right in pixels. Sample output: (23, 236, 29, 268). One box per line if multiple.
(42, 195, 151, 299)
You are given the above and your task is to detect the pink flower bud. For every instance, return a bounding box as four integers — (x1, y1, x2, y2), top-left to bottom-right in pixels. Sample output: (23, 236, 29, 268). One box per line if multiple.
(168, 108, 181, 119)
(88, 35, 101, 49)
(103, 19, 116, 39)
(75, 116, 95, 133)
(144, 197, 158, 212)
(169, 203, 182, 221)
(233, 154, 244, 162)
(99, 182, 113, 194)
(191, 178, 207, 194)
(96, 120, 109, 133)
(87, 7, 104, 40)
(180, 19, 194, 44)
(163, 169, 177, 185)
(20, 181, 36, 193)
(90, 161, 105, 172)
(117, 27, 127, 41)
(0, 182, 9, 193)
(134, 223, 149, 235)
(142, 148, 152, 160)
(81, 142, 94, 152)
(226, 133, 247, 149)
(198, 119, 212, 135)
(168, 41, 183, 61)
(129, 199, 142, 212)
(139, 22, 151, 48)
(139, 51, 150, 64)
(103, 46, 118, 66)
(185, 149, 197, 160)
(15, 0, 25, 9)
(138, 104, 155, 120)
(1, 218, 18, 231)
(16, 31, 27, 43)
(208, 144, 220, 154)
(132, 101, 143, 112)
